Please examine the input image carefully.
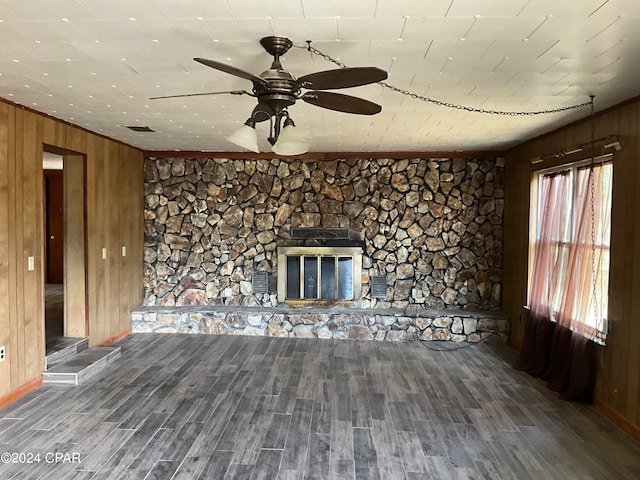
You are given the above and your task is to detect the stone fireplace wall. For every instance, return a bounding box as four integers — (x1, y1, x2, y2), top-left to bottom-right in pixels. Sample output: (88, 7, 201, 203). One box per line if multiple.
(143, 157, 504, 310)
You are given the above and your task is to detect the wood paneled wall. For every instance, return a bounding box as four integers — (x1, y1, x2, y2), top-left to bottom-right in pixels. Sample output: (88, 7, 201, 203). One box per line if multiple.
(503, 97, 640, 433)
(0, 101, 144, 398)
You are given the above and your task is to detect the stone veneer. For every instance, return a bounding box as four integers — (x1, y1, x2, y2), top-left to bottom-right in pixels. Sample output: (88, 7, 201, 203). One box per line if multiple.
(131, 306, 509, 343)
(143, 157, 505, 312)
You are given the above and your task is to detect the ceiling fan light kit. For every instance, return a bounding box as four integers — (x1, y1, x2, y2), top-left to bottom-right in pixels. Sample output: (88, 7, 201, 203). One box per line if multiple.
(225, 119, 260, 154)
(226, 112, 310, 155)
(271, 117, 309, 156)
(152, 36, 387, 155)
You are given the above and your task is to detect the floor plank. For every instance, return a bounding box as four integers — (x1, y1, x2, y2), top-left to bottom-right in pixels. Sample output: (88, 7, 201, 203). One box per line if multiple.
(0, 333, 639, 479)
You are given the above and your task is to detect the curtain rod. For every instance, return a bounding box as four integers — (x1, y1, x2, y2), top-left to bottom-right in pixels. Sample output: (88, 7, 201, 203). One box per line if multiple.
(531, 135, 621, 164)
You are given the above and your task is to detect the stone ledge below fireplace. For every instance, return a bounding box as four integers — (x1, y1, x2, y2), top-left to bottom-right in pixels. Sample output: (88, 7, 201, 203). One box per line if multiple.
(131, 305, 509, 343)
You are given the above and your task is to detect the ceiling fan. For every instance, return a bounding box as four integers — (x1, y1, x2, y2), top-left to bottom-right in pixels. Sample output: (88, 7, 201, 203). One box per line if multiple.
(151, 36, 388, 155)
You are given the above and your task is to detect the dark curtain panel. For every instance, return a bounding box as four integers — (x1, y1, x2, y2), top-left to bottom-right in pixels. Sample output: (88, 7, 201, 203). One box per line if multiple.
(516, 312, 597, 403)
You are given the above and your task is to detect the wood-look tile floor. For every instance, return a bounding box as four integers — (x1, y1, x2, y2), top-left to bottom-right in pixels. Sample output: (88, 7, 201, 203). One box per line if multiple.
(1, 334, 639, 479)
(45, 283, 64, 352)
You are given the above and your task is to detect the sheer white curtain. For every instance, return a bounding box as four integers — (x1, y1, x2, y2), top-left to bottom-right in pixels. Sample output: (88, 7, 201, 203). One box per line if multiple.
(529, 162, 612, 342)
(518, 160, 612, 402)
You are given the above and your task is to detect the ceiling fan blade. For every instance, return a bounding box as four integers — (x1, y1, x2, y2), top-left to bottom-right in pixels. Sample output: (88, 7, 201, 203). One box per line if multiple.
(149, 90, 252, 100)
(301, 91, 382, 115)
(297, 67, 387, 90)
(194, 57, 268, 88)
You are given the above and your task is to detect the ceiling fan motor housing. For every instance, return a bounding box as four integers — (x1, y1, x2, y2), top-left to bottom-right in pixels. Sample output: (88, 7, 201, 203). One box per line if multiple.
(254, 64, 299, 117)
(254, 37, 299, 117)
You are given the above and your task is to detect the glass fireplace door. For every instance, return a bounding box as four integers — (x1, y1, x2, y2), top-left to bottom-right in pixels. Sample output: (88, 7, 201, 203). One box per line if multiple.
(277, 247, 362, 304)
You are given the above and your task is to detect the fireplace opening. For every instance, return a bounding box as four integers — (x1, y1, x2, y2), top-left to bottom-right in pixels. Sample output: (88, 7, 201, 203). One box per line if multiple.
(277, 246, 362, 306)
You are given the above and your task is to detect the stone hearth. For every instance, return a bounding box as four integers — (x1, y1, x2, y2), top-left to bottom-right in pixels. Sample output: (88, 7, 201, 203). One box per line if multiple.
(131, 305, 509, 343)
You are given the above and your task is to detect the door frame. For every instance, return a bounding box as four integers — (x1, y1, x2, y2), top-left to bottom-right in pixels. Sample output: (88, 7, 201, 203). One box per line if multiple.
(43, 146, 88, 338)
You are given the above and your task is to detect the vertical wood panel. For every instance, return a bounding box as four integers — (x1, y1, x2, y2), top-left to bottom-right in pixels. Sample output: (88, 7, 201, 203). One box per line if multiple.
(21, 110, 45, 380)
(43, 116, 65, 147)
(119, 145, 130, 333)
(625, 105, 640, 425)
(67, 126, 86, 154)
(91, 138, 108, 345)
(64, 154, 87, 338)
(102, 140, 112, 342)
(13, 108, 25, 387)
(133, 150, 144, 320)
(6, 106, 18, 393)
(108, 142, 120, 339)
(84, 134, 98, 341)
(502, 146, 532, 347)
(604, 106, 630, 415)
(126, 148, 144, 331)
(87, 136, 100, 344)
(0, 103, 10, 397)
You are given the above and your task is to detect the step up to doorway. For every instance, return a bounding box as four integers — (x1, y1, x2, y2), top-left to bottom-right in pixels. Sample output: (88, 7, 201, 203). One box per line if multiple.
(42, 346, 121, 385)
(45, 337, 88, 370)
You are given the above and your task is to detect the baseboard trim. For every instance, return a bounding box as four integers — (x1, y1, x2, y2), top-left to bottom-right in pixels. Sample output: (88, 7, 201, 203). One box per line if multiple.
(0, 376, 43, 410)
(96, 327, 132, 347)
(594, 400, 640, 440)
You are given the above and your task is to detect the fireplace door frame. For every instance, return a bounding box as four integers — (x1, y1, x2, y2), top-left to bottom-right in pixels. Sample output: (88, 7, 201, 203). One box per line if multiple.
(277, 246, 362, 305)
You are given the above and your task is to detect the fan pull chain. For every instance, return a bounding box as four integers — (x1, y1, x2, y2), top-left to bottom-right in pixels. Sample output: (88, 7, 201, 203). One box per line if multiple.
(304, 41, 593, 116)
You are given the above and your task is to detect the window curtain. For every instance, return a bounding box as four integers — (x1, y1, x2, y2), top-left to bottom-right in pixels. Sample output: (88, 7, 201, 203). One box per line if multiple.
(517, 163, 611, 403)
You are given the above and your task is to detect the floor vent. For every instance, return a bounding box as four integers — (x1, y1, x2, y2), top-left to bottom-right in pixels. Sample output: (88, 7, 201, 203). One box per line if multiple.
(370, 276, 388, 298)
(252, 271, 270, 294)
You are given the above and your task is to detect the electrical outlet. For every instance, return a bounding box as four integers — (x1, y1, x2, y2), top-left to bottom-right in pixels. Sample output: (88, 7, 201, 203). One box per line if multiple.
(28, 256, 35, 271)
(0, 346, 5, 362)
(122, 246, 127, 257)
(102, 248, 107, 259)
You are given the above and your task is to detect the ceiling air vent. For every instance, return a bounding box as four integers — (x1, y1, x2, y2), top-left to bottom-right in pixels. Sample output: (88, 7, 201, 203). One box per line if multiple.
(126, 125, 155, 132)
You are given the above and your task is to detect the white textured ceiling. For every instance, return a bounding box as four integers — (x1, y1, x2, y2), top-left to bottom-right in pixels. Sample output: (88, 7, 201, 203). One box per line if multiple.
(1, 0, 639, 153)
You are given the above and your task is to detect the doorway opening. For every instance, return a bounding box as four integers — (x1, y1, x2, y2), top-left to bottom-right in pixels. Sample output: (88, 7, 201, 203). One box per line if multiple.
(43, 153, 64, 347)
(43, 148, 87, 354)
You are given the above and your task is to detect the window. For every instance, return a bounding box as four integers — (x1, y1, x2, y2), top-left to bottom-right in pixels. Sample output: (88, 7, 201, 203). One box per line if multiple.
(528, 157, 613, 344)
(277, 246, 362, 304)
